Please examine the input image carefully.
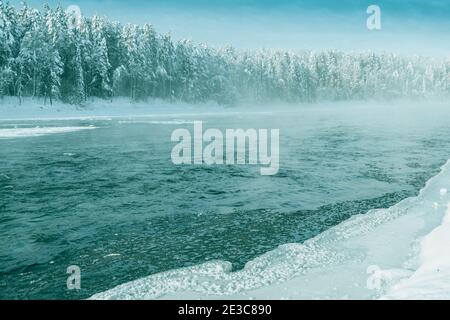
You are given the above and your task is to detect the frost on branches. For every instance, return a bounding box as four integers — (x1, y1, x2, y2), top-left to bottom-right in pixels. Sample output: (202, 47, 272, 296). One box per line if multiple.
(1, 2, 449, 106)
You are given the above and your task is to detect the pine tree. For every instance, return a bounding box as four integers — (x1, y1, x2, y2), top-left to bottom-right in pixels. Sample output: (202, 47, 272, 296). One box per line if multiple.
(0, 2, 449, 105)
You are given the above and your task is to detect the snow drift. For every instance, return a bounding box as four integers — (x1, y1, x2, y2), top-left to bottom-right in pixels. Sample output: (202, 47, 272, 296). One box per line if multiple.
(381, 202, 450, 299)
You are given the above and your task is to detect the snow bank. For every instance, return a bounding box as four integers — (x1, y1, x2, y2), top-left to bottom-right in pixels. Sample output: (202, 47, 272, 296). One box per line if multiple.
(3, 97, 449, 121)
(0, 126, 96, 138)
(381, 202, 450, 299)
(0, 96, 228, 120)
(90, 160, 450, 300)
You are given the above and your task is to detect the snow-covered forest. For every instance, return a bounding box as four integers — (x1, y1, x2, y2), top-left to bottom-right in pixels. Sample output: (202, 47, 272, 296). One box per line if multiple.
(1, 2, 450, 105)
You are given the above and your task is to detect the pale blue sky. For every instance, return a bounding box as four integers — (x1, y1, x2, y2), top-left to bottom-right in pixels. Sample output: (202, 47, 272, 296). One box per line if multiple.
(10, 0, 450, 56)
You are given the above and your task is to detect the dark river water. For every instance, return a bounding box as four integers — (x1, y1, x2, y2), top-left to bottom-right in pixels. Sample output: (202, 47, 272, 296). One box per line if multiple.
(1, 103, 450, 299)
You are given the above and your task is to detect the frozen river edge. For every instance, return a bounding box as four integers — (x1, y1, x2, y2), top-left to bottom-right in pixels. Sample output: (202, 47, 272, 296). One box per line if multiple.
(90, 161, 450, 300)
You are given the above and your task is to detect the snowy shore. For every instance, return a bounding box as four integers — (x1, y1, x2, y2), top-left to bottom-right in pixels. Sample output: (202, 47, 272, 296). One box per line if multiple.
(0, 97, 232, 120)
(3, 96, 450, 121)
(90, 160, 450, 300)
(381, 202, 450, 299)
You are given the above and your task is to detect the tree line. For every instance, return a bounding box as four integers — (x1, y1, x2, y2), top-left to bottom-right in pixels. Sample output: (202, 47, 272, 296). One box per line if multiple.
(1, 2, 449, 105)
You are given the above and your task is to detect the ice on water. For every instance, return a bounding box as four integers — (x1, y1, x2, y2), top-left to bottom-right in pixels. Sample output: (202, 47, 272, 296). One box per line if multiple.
(0, 126, 95, 138)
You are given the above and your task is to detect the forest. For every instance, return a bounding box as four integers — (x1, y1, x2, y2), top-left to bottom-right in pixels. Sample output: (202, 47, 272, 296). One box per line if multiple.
(1, 2, 450, 105)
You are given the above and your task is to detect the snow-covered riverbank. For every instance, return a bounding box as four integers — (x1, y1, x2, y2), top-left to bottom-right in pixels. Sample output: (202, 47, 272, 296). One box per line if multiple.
(2, 97, 450, 121)
(0, 97, 230, 120)
(90, 160, 450, 300)
(381, 203, 450, 299)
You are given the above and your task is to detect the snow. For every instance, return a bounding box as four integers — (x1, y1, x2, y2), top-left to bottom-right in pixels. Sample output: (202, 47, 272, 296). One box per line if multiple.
(3, 96, 449, 122)
(90, 160, 450, 300)
(0, 96, 260, 120)
(0, 97, 216, 120)
(2, 2, 450, 108)
(381, 203, 450, 299)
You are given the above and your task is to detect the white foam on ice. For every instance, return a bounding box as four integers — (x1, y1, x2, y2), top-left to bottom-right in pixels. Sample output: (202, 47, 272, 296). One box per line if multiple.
(90, 160, 450, 300)
(0, 126, 95, 138)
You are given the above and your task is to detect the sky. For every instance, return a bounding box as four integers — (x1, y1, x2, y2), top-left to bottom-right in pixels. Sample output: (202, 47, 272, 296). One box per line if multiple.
(10, 0, 450, 57)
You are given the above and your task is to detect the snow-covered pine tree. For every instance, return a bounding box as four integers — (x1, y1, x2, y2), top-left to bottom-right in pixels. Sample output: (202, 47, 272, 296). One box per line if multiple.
(0, 2, 449, 105)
